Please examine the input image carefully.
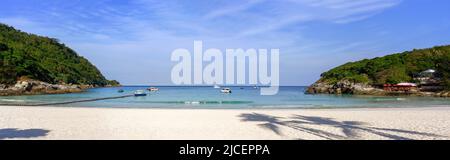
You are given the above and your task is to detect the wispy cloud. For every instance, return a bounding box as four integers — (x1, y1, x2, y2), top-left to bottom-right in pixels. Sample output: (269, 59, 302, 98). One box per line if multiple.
(1, 0, 402, 41)
(203, 0, 265, 20)
(0, 17, 34, 28)
(230, 0, 402, 36)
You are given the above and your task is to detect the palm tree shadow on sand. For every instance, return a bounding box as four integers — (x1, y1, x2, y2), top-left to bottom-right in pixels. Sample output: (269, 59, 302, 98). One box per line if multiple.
(0, 128, 50, 140)
(238, 113, 446, 140)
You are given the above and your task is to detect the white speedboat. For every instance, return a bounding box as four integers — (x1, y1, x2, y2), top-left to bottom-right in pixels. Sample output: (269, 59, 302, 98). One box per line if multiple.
(147, 87, 159, 92)
(134, 90, 147, 96)
(221, 88, 232, 93)
(214, 84, 221, 89)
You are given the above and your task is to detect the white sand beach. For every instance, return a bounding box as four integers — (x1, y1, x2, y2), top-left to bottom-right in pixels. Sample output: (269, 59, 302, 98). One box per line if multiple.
(0, 106, 449, 140)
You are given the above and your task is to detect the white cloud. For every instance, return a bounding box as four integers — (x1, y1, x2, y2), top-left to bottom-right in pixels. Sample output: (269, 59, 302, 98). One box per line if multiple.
(130, 0, 401, 38)
(203, 0, 266, 20)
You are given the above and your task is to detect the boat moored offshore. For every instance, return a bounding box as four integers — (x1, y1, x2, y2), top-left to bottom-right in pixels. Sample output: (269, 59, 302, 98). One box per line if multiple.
(134, 90, 147, 96)
(221, 88, 232, 93)
(147, 87, 159, 92)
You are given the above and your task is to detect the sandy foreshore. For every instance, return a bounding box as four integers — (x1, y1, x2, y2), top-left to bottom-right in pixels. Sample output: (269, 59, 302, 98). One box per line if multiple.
(0, 105, 449, 140)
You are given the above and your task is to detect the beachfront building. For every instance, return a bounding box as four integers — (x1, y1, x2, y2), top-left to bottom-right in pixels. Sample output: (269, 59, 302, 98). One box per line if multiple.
(420, 69, 436, 77)
(415, 69, 440, 85)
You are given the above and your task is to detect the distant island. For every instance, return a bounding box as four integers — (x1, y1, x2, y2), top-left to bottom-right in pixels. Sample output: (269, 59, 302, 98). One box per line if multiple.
(307, 45, 450, 97)
(0, 23, 119, 96)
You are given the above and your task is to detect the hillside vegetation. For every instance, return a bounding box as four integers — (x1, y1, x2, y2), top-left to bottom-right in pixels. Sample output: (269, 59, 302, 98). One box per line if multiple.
(319, 45, 450, 89)
(0, 23, 118, 86)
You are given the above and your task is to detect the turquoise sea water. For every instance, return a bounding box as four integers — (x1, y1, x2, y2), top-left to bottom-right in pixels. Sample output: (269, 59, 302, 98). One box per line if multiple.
(1, 86, 450, 109)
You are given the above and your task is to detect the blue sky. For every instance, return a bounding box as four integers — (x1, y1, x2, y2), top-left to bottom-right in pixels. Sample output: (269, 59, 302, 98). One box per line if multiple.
(1, 0, 450, 85)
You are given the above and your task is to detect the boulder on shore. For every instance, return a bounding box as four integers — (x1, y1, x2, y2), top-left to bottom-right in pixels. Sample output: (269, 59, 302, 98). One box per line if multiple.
(0, 79, 85, 96)
(306, 80, 450, 97)
(306, 80, 385, 95)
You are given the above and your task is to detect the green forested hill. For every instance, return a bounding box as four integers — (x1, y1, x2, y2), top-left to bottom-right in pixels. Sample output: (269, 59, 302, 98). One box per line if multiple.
(0, 23, 118, 86)
(319, 45, 450, 89)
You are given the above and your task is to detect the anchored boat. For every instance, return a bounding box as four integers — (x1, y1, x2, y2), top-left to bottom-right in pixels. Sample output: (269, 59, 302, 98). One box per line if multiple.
(134, 90, 147, 96)
(147, 87, 159, 92)
(221, 88, 232, 93)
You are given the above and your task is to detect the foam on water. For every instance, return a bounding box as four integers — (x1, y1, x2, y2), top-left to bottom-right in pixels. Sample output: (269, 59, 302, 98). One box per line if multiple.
(0, 99, 25, 102)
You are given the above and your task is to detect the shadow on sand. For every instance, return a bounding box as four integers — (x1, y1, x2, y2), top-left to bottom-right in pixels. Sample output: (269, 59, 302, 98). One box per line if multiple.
(0, 128, 50, 140)
(239, 113, 445, 140)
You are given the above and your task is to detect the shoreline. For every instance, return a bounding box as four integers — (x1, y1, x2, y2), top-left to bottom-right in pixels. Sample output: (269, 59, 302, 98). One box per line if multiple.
(3, 104, 450, 111)
(1, 105, 449, 140)
(1, 103, 450, 110)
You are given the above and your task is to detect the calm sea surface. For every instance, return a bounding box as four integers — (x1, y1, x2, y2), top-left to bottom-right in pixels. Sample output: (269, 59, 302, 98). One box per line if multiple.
(1, 86, 450, 109)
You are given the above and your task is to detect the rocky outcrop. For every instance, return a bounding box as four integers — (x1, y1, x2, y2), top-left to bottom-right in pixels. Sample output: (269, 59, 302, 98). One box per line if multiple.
(307, 80, 388, 96)
(0, 79, 87, 96)
(436, 91, 450, 97)
(306, 80, 450, 97)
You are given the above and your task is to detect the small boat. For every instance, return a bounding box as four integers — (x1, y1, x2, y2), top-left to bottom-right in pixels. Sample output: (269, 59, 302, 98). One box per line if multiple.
(147, 87, 159, 92)
(134, 90, 147, 96)
(214, 84, 221, 89)
(253, 85, 259, 89)
(118, 89, 124, 93)
(221, 88, 232, 93)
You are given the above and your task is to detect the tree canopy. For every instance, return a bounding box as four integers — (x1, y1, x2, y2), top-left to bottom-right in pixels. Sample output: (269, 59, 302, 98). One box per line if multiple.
(0, 23, 118, 86)
(319, 45, 450, 89)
